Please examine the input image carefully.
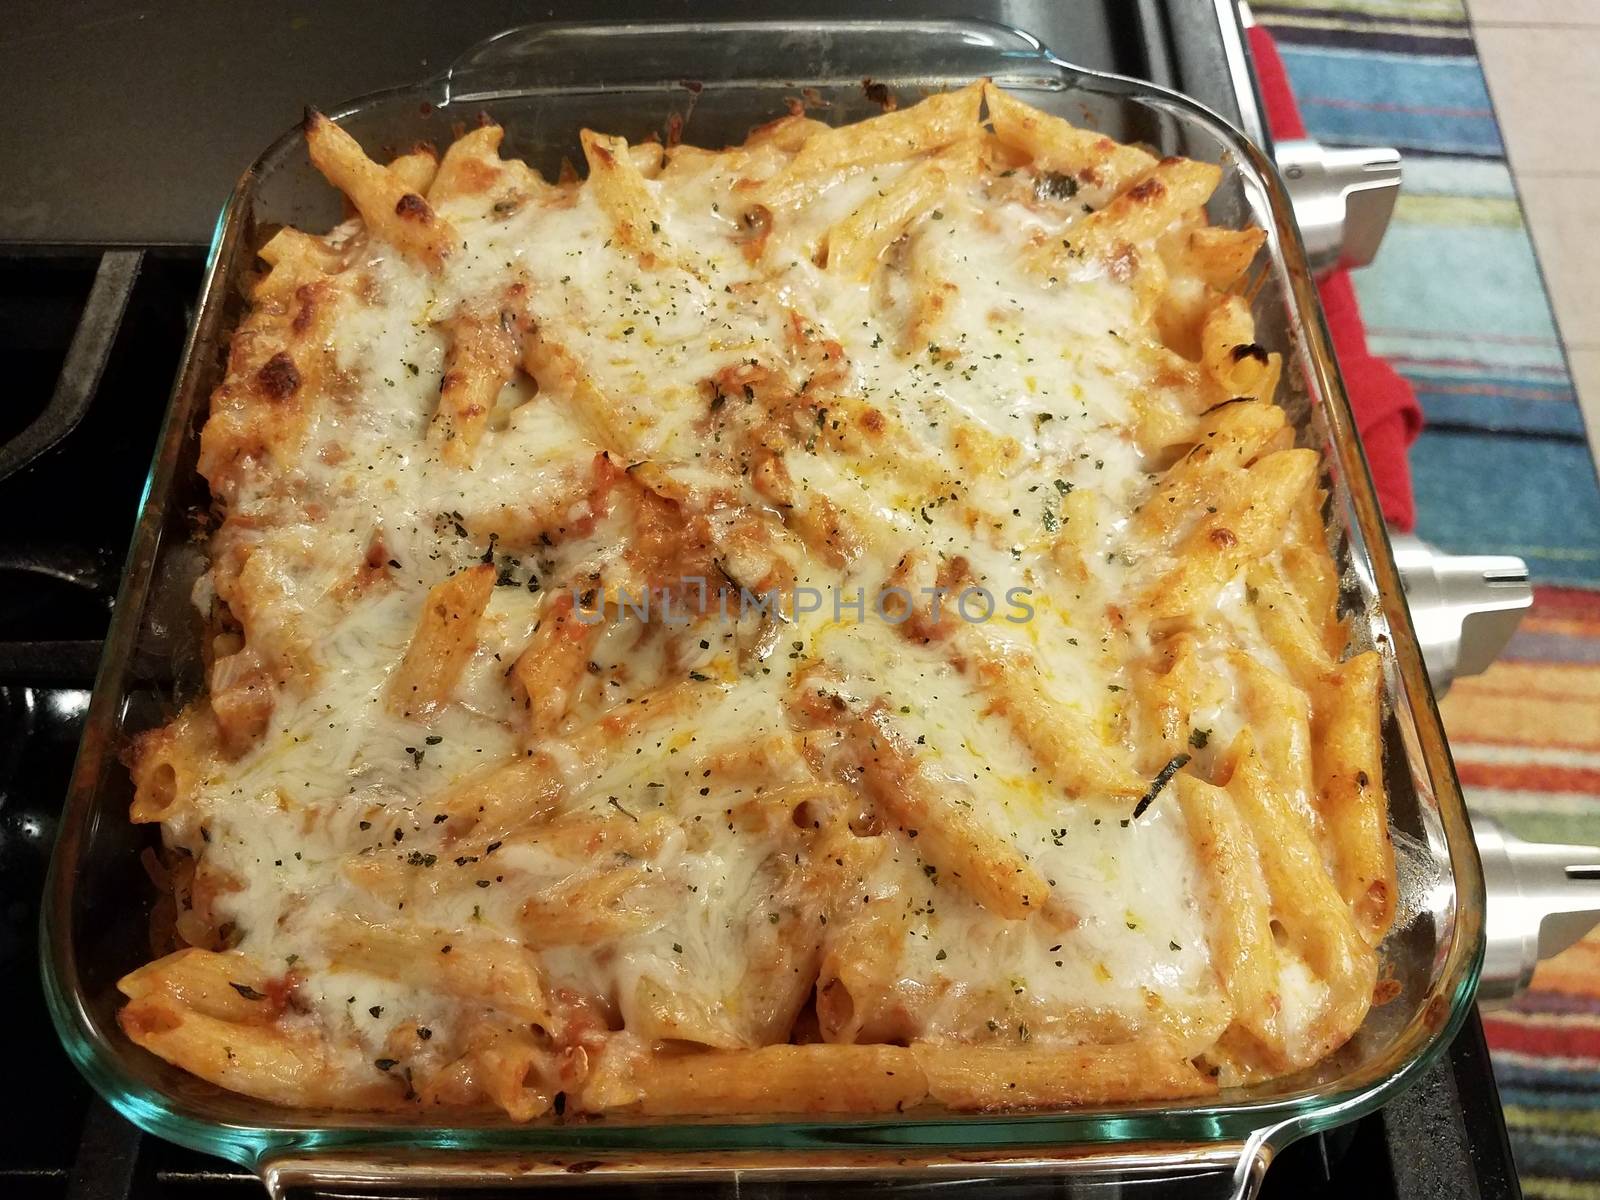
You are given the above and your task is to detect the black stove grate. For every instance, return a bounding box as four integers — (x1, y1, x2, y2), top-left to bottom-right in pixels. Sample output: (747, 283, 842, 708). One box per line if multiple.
(0, 254, 199, 685)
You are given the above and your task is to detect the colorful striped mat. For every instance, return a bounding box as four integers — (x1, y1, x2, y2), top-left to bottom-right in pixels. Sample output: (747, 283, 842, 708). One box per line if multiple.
(1254, 2, 1600, 1195)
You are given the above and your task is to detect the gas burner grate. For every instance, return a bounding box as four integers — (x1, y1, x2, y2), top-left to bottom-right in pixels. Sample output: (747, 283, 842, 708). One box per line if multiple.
(2, 685, 93, 1199)
(0, 254, 203, 687)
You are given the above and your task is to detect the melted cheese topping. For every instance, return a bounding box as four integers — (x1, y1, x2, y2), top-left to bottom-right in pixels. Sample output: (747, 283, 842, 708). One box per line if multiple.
(139, 102, 1369, 1112)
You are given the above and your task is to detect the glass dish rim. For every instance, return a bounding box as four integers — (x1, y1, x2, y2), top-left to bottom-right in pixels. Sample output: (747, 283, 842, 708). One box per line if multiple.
(40, 15, 1485, 1178)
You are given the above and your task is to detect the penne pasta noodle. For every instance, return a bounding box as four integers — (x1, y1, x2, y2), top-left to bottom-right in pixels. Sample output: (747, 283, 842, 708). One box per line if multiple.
(303, 110, 456, 271)
(1246, 560, 1335, 690)
(522, 332, 651, 463)
(1133, 632, 1208, 764)
(1175, 776, 1284, 1063)
(1171, 224, 1267, 290)
(1312, 651, 1396, 944)
(983, 81, 1157, 193)
(435, 752, 563, 840)
(1225, 733, 1376, 1052)
(464, 1025, 566, 1120)
(628, 978, 750, 1051)
(583, 1041, 928, 1115)
(323, 920, 555, 1027)
(1199, 294, 1276, 400)
(1140, 447, 1319, 623)
(387, 563, 496, 721)
(1131, 400, 1288, 544)
(1282, 486, 1346, 658)
(1033, 156, 1222, 276)
(821, 139, 979, 281)
(388, 146, 439, 196)
(968, 642, 1145, 799)
(758, 82, 983, 211)
(501, 810, 678, 868)
(432, 307, 525, 463)
(625, 140, 665, 177)
(510, 590, 606, 738)
(118, 947, 283, 1025)
(429, 124, 504, 201)
(256, 225, 346, 282)
(853, 702, 1052, 921)
(121, 992, 393, 1109)
(742, 112, 831, 153)
(1228, 648, 1318, 825)
(582, 1037, 1213, 1116)
(126, 705, 219, 825)
(1050, 487, 1109, 588)
(519, 865, 672, 947)
(914, 1038, 1216, 1110)
(580, 129, 669, 268)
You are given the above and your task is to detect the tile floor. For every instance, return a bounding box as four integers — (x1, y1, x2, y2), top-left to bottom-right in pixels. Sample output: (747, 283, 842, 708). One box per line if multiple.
(1465, 0, 1600, 460)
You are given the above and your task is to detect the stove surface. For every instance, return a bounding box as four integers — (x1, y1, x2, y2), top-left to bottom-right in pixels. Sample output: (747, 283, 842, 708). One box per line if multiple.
(0, 0, 1245, 247)
(0, 3, 1518, 1197)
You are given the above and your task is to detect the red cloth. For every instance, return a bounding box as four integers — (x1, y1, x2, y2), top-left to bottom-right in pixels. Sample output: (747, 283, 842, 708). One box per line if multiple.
(1246, 25, 1422, 530)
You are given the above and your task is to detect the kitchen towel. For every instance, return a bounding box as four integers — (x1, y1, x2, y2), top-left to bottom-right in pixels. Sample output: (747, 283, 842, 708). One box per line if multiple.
(1249, 22, 1424, 530)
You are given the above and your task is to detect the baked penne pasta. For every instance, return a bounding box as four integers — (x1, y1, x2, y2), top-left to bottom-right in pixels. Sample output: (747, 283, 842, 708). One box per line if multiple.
(583, 1042, 927, 1115)
(434, 752, 563, 840)
(1175, 224, 1268, 289)
(1034, 156, 1222, 275)
(126, 706, 219, 826)
(1130, 399, 1288, 544)
(323, 920, 556, 1027)
(429, 124, 506, 202)
(1199, 294, 1281, 402)
(124, 84, 1394, 1120)
(1224, 733, 1377, 1062)
(1140, 448, 1319, 623)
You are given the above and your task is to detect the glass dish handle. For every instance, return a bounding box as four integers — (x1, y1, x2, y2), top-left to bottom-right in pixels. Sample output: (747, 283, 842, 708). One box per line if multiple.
(440, 18, 1060, 100)
(258, 1141, 1272, 1199)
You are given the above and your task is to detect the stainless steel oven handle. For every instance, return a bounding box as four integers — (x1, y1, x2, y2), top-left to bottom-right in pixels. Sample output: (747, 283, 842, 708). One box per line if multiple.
(1391, 535, 1600, 1001)
(1275, 140, 1402, 276)
(1390, 533, 1532, 698)
(1475, 813, 1600, 1006)
(1238, 1, 1403, 276)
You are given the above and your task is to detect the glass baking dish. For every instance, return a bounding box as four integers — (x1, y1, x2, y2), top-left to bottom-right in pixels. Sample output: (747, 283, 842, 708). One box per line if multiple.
(41, 19, 1483, 1199)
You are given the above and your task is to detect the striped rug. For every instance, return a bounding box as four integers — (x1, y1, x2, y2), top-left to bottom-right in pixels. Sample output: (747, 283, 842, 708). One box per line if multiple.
(1254, 2, 1600, 1195)
(1448, 590, 1600, 1194)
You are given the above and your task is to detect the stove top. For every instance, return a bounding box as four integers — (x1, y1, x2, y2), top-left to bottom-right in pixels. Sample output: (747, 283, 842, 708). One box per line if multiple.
(0, 3, 1518, 1197)
(0, 0, 1251, 248)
